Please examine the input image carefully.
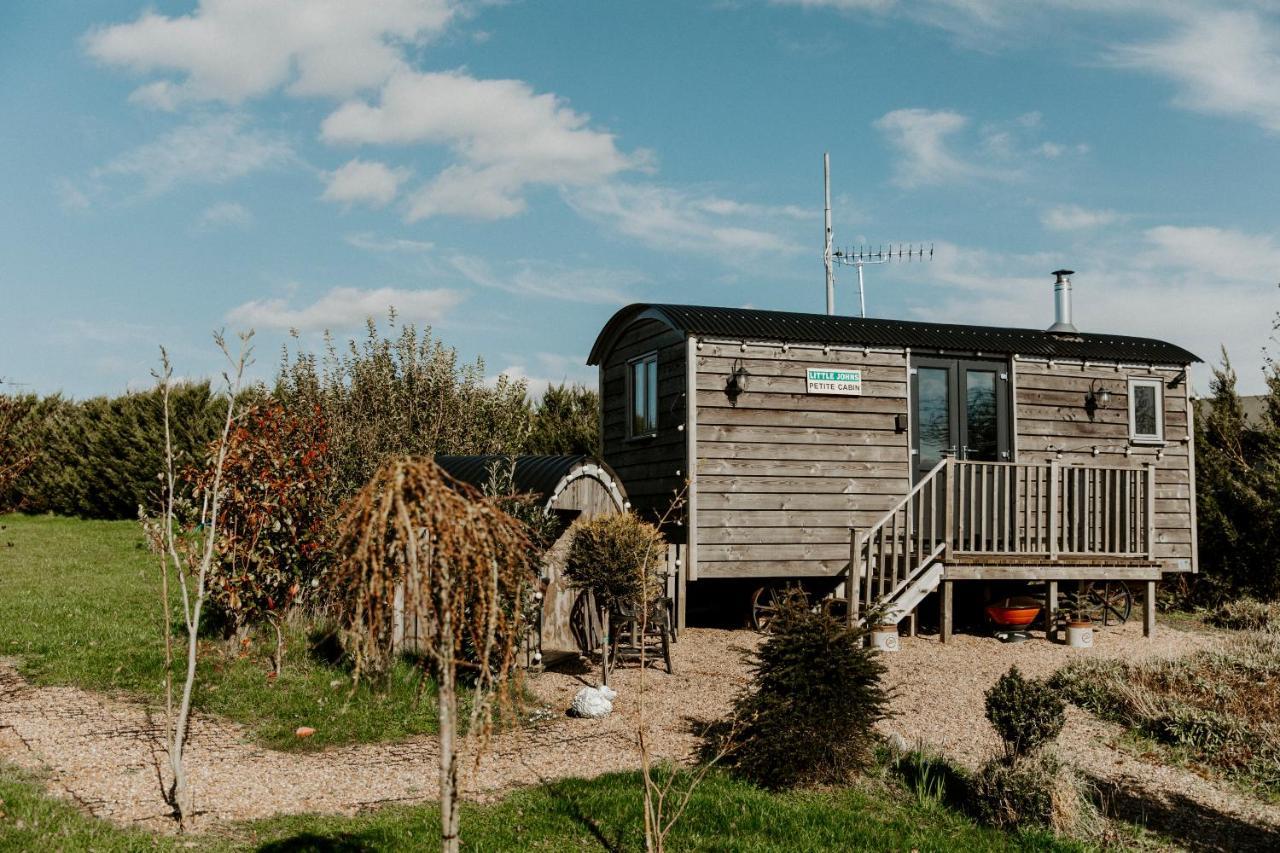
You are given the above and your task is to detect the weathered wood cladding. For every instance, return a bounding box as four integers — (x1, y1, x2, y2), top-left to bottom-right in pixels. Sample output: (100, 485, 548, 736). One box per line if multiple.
(693, 341, 910, 578)
(600, 319, 688, 535)
(1012, 359, 1194, 571)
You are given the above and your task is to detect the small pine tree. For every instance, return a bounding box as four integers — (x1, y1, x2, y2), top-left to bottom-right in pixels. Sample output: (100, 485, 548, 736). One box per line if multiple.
(721, 594, 889, 790)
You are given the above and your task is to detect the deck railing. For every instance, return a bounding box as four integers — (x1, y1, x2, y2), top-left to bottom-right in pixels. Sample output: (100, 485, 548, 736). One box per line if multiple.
(947, 458, 1156, 560)
(848, 457, 1157, 621)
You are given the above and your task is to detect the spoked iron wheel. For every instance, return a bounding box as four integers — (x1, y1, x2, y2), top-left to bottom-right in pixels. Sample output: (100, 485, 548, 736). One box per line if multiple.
(750, 585, 783, 633)
(1084, 581, 1133, 627)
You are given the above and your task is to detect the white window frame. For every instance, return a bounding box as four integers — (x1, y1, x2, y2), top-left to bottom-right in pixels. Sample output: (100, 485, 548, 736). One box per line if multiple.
(1128, 377, 1164, 444)
(627, 351, 658, 439)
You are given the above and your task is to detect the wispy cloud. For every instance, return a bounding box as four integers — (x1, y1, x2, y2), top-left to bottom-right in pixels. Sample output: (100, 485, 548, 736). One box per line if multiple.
(1040, 204, 1124, 231)
(227, 285, 462, 331)
(99, 113, 293, 195)
(874, 108, 982, 188)
(488, 351, 595, 398)
(565, 182, 805, 259)
(196, 201, 253, 230)
(344, 232, 435, 253)
(447, 254, 646, 304)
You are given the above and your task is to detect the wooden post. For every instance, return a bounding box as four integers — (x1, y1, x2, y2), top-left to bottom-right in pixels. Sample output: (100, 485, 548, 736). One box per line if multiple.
(943, 457, 955, 561)
(1048, 459, 1060, 561)
(1047, 580, 1058, 641)
(600, 609, 610, 687)
(1144, 580, 1156, 638)
(848, 529, 861, 626)
(940, 580, 953, 643)
(677, 545, 687, 633)
(1145, 463, 1156, 561)
(908, 608, 918, 637)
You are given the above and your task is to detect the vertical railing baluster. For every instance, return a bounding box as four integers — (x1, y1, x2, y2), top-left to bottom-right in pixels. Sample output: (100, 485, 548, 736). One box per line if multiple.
(1049, 459, 1059, 560)
(944, 457, 955, 562)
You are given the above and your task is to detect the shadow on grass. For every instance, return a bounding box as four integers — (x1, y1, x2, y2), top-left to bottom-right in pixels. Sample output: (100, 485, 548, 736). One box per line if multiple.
(257, 832, 373, 852)
(1092, 775, 1280, 853)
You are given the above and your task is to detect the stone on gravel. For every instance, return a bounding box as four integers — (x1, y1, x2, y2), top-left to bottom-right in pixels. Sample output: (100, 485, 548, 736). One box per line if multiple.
(569, 685, 616, 718)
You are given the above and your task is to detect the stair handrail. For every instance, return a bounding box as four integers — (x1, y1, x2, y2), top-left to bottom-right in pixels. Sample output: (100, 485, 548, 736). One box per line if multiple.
(847, 456, 950, 623)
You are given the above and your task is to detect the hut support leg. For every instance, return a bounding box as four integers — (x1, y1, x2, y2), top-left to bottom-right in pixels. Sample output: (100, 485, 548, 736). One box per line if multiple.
(908, 609, 917, 637)
(940, 581, 953, 643)
(1144, 581, 1156, 638)
(1047, 581, 1058, 641)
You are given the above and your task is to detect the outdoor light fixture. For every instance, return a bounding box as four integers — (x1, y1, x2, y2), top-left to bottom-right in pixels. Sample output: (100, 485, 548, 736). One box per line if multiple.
(724, 359, 749, 406)
(1085, 379, 1112, 418)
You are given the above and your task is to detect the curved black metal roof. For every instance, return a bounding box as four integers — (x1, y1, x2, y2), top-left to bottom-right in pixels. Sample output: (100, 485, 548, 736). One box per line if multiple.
(587, 304, 1200, 366)
(434, 455, 624, 506)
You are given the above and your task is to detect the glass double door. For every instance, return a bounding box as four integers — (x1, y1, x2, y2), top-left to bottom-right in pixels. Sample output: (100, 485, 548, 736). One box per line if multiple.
(911, 357, 1010, 482)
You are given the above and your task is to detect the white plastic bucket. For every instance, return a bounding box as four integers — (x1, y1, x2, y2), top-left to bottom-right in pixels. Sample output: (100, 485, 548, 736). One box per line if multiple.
(870, 625, 900, 652)
(1066, 621, 1094, 648)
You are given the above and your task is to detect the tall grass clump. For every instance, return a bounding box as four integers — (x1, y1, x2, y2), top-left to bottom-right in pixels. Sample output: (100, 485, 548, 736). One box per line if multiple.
(1051, 631, 1280, 796)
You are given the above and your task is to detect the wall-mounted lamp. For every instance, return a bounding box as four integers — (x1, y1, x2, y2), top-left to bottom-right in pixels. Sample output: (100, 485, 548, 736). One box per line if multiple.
(894, 413, 908, 434)
(724, 359, 749, 406)
(1085, 379, 1112, 419)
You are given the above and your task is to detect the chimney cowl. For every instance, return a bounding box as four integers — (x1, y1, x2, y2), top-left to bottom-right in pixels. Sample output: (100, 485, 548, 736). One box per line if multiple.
(1048, 269, 1078, 333)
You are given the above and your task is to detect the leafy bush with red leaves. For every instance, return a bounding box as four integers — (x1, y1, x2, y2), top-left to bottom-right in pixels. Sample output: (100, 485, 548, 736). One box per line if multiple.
(188, 399, 333, 634)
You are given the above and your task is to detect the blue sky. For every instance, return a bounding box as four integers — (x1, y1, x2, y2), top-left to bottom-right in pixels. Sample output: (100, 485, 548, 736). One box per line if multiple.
(3, 0, 1279, 398)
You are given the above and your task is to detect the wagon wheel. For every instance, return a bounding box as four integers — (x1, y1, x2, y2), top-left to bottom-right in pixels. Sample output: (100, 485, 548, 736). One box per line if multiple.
(750, 585, 782, 633)
(1085, 581, 1133, 627)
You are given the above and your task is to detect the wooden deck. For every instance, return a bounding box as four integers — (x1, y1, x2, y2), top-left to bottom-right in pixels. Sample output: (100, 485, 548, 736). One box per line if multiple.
(848, 457, 1166, 640)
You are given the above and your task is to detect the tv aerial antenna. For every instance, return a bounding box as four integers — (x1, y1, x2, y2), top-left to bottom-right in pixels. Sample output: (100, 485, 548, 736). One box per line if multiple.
(823, 152, 932, 317)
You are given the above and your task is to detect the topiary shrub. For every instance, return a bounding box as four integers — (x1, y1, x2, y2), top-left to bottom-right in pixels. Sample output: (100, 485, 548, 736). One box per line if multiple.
(718, 593, 889, 790)
(985, 666, 1065, 760)
(563, 513, 666, 613)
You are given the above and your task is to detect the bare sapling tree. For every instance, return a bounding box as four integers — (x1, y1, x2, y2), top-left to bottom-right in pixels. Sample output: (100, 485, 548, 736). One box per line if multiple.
(143, 331, 253, 829)
(333, 457, 534, 853)
(632, 485, 737, 853)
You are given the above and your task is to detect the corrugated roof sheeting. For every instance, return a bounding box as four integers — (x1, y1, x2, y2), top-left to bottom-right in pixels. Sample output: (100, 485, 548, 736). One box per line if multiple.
(588, 304, 1200, 366)
(434, 454, 592, 504)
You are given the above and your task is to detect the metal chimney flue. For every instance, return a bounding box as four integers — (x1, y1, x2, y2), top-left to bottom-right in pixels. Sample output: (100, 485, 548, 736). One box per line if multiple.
(1048, 268, 1077, 333)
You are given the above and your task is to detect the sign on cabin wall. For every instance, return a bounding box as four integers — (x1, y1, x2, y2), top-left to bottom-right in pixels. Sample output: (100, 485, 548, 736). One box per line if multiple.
(806, 367, 862, 396)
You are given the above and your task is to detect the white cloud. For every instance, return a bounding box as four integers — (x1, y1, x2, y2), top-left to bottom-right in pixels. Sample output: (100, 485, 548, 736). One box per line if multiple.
(1111, 8, 1280, 134)
(196, 201, 253, 229)
(322, 158, 408, 207)
(1040, 204, 1124, 231)
(897, 226, 1280, 393)
(447, 254, 645, 304)
(227, 285, 462, 331)
(489, 352, 595, 399)
(322, 70, 646, 219)
(84, 0, 456, 107)
(769, 0, 895, 11)
(100, 113, 293, 195)
(565, 182, 805, 258)
(55, 178, 93, 212)
(874, 108, 980, 188)
(345, 232, 435, 253)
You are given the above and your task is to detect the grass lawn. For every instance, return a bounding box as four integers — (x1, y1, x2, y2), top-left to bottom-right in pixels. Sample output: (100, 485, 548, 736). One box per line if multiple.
(0, 762, 1082, 852)
(0, 513, 437, 750)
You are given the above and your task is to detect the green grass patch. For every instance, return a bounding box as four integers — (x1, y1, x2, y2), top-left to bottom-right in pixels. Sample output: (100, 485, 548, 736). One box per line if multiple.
(0, 762, 1082, 852)
(0, 513, 438, 750)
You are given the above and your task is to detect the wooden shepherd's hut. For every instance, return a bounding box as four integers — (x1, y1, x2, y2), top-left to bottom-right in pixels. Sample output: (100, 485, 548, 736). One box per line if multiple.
(588, 270, 1201, 639)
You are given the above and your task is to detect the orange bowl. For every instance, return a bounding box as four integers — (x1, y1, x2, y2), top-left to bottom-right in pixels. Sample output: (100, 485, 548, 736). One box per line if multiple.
(986, 598, 1042, 628)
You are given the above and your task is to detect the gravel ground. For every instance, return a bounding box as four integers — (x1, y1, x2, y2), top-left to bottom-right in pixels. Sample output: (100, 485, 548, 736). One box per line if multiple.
(2, 623, 1279, 848)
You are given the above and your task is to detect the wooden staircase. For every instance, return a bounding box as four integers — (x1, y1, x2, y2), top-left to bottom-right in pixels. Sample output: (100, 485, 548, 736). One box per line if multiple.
(847, 456, 1158, 628)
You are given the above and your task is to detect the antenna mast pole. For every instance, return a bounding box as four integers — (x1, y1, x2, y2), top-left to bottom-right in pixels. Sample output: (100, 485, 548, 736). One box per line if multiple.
(824, 152, 834, 315)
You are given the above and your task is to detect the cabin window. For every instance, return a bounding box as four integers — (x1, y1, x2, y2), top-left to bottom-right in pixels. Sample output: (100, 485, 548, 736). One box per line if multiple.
(1128, 378, 1164, 443)
(628, 352, 658, 437)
